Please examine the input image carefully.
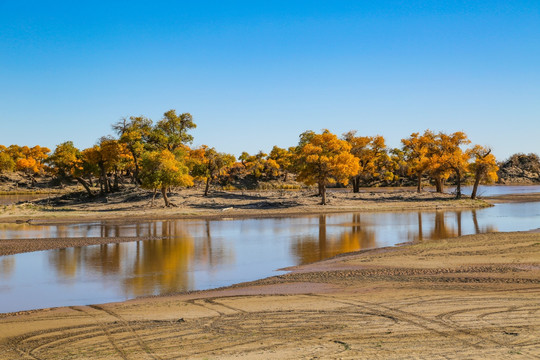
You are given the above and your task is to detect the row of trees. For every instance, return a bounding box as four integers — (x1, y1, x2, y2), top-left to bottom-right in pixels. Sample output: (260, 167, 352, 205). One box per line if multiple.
(0, 109, 499, 205)
(292, 129, 497, 204)
(0, 145, 50, 186)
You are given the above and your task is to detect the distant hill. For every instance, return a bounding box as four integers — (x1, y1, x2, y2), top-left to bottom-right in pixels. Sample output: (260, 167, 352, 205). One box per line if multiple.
(498, 153, 540, 184)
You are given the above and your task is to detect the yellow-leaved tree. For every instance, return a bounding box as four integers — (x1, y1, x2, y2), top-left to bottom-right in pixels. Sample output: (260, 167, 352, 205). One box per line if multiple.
(294, 130, 360, 205)
(9, 145, 51, 186)
(343, 131, 389, 191)
(83, 137, 132, 194)
(189, 146, 235, 196)
(468, 145, 498, 199)
(438, 132, 470, 198)
(401, 131, 435, 193)
(112, 116, 153, 184)
(140, 149, 193, 206)
(268, 145, 294, 181)
(238, 151, 269, 178)
(0, 145, 15, 173)
(47, 141, 94, 197)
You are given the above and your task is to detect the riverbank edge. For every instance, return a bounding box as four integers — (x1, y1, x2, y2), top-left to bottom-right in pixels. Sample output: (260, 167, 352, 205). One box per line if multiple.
(0, 197, 492, 225)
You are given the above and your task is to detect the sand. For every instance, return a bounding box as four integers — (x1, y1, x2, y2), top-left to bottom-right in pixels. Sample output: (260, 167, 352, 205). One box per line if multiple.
(0, 190, 539, 359)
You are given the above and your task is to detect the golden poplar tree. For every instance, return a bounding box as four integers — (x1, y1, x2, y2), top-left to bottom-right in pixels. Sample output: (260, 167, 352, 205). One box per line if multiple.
(48, 141, 94, 196)
(401, 131, 434, 192)
(343, 131, 390, 191)
(140, 149, 193, 206)
(189, 146, 235, 196)
(468, 145, 498, 199)
(0, 145, 15, 173)
(295, 130, 360, 205)
(438, 132, 470, 198)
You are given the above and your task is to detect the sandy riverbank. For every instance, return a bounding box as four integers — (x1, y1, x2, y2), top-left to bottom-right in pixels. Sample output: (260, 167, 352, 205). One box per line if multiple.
(0, 188, 491, 224)
(0, 230, 538, 359)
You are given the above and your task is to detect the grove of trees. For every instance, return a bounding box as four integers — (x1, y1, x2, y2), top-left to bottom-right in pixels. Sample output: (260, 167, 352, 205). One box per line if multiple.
(0, 109, 506, 205)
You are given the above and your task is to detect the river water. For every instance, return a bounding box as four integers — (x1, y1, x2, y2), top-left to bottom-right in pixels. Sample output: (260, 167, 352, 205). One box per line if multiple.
(0, 185, 539, 313)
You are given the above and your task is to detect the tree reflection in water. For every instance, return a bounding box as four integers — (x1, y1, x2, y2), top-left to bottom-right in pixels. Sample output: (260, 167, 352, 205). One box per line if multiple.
(124, 222, 194, 296)
(410, 210, 497, 243)
(44, 210, 501, 288)
(20, 208, 502, 298)
(291, 214, 376, 264)
(45, 220, 240, 297)
(0, 256, 14, 279)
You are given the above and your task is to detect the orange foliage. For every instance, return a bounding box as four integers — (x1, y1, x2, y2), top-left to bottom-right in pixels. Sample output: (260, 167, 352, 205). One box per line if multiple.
(295, 130, 360, 204)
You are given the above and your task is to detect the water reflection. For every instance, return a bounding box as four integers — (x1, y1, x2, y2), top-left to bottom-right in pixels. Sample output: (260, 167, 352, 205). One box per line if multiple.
(292, 214, 375, 264)
(1, 201, 539, 313)
(125, 237, 194, 296)
(44, 220, 237, 297)
(0, 256, 14, 279)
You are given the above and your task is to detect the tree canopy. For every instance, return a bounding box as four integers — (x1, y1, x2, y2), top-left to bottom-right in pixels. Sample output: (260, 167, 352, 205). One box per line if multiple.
(295, 130, 360, 204)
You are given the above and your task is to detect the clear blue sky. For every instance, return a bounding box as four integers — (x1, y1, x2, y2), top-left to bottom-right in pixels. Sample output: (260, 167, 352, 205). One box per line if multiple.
(1, 1, 538, 160)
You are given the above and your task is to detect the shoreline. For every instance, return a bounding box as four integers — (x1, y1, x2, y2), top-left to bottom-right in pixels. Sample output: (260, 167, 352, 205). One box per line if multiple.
(0, 193, 494, 256)
(1, 190, 539, 256)
(0, 198, 491, 224)
(0, 188, 494, 224)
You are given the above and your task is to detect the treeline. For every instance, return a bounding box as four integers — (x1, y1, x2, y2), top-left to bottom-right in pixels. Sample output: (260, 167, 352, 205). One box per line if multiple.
(0, 109, 502, 205)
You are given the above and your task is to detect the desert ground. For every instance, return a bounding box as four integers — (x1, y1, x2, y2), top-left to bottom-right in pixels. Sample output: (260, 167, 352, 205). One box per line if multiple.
(0, 190, 539, 359)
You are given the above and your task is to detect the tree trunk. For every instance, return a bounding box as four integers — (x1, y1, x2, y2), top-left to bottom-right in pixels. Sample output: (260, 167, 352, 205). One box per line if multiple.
(417, 173, 422, 193)
(161, 186, 170, 207)
(75, 177, 94, 197)
(204, 177, 211, 197)
(132, 152, 141, 185)
(434, 176, 443, 193)
(320, 182, 327, 205)
(151, 188, 157, 206)
(100, 164, 109, 194)
(471, 169, 482, 199)
(28, 174, 36, 187)
(107, 177, 113, 194)
(455, 170, 462, 199)
(352, 176, 360, 193)
(113, 168, 119, 191)
(318, 183, 323, 196)
(283, 171, 288, 182)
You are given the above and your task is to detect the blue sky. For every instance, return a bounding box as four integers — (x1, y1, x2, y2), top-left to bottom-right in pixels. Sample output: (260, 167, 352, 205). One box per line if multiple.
(1, 1, 538, 160)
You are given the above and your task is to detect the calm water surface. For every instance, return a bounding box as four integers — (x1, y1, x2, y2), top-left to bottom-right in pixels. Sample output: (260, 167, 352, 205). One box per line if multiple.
(1, 200, 539, 313)
(448, 184, 540, 197)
